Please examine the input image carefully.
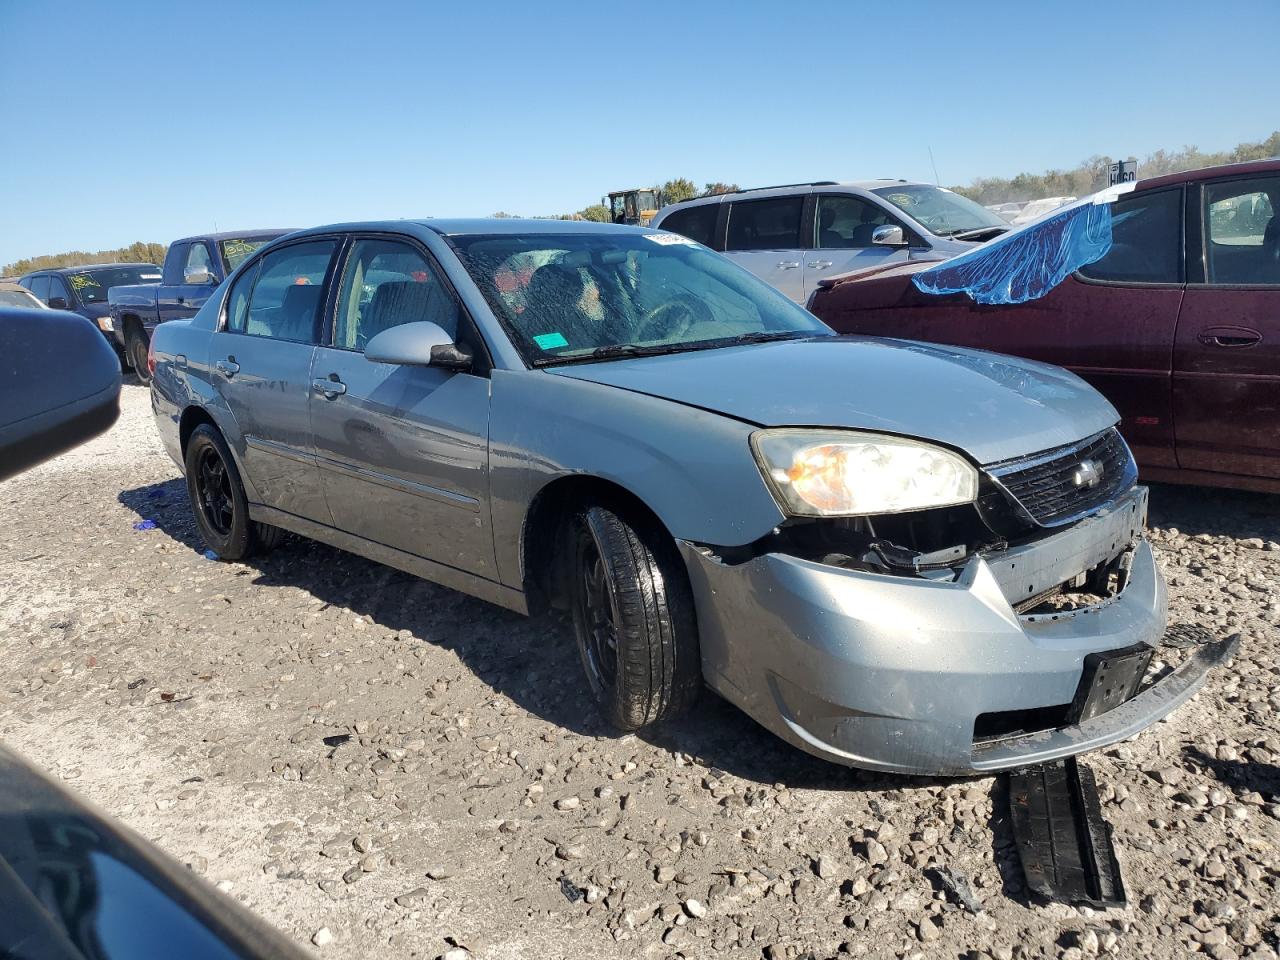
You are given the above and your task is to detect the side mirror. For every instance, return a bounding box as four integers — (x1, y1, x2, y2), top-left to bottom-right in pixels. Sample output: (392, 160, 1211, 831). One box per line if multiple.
(871, 225, 907, 247)
(0, 307, 121, 481)
(47, 296, 69, 310)
(183, 265, 214, 285)
(364, 321, 473, 371)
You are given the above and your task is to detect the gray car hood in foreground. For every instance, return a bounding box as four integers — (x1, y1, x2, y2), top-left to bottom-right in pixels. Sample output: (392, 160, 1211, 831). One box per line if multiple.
(548, 336, 1118, 465)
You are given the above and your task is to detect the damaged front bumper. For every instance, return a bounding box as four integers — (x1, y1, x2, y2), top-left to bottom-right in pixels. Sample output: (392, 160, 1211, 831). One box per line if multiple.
(679, 485, 1232, 776)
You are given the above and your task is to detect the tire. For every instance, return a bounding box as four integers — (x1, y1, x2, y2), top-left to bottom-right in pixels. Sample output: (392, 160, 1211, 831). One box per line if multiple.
(569, 503, 701, 730)
(127, 328, 150, 383)
(184, 424, 284, 560)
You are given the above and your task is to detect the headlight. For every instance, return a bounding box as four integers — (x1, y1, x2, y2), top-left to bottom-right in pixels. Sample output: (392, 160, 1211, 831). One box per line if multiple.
(751, 429, 978, 517)
(96, 316, 114, 331)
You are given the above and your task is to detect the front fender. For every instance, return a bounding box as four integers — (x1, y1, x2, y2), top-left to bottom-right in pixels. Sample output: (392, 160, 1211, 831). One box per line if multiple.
(488, 369, 785, 588)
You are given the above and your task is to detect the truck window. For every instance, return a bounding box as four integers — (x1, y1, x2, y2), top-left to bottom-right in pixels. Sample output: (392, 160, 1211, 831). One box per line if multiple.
(726, 196, 804, 251)
(185, 242, 213, 278)
(162, 243, 189, 285)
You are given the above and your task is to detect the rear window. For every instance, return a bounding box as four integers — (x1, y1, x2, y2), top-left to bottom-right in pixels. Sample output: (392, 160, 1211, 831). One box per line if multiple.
(659, 204, 720, 248)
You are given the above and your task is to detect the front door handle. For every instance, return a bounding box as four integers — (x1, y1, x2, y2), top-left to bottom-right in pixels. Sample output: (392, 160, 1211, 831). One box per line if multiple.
(777, 260, 801, 270)
(1198, 327, 1262, 348)
(214, 358, 239, 377)
(806, 260, 834, 269)
(312, 376, 347, 399)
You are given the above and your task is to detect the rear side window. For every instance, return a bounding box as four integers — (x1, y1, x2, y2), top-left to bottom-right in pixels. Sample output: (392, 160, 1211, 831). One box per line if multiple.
(225, 262, 260, 333)
(726, 196, 804, 251)
(1203, 175, 1279, 284)
(1078, 189, 1182, 284)
(27, 275, 51, 301)
(236, 241, 337, 341)
(659, 204, 719, 248)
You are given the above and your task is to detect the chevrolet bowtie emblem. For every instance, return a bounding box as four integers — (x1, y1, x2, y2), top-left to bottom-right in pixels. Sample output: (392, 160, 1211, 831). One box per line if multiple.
(1073, 459, 1104, 488)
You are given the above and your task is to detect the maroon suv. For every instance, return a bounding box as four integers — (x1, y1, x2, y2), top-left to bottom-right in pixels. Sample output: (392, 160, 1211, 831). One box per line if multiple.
(809, 160, 1280, 493)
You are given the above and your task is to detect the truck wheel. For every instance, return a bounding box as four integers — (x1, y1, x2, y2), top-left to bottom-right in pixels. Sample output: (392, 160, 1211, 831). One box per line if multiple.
(127, 329, 150, 382)
(184, 424, 283, 560)
(569, 504, 701, 731)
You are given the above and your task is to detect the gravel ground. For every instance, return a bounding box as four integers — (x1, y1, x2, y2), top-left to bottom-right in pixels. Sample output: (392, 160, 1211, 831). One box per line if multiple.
(1, 383, 1278, 960)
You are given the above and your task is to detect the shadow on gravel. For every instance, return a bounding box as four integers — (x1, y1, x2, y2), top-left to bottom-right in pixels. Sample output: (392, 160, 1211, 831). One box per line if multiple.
(1147, 481, 1280, 540)
(1184, 746, 1280, 796)
(116, 478, 943, 794)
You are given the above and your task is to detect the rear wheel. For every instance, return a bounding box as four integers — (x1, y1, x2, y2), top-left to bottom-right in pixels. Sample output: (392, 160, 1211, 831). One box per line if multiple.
(127, 328, 150, 382)
(569, 504, 701, 730)
(184, 424, 284, 560)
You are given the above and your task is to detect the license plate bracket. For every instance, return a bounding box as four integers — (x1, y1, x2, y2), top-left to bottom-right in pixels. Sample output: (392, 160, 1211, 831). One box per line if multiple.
(1068, 643, 1153, 724)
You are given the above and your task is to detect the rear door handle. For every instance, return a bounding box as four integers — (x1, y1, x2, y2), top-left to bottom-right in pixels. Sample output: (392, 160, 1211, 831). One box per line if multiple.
(312, 376, 347, 398)
(806, 260, 833, 269)
(1198, 327, 1262, 348)
(214, 358, 239, 377)
(777, 261, 801, 270)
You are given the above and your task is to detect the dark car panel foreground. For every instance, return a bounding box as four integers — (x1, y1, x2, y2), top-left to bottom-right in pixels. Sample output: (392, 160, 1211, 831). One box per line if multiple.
(809, 159, 1280, 493)
(145, 218, 1235, 775)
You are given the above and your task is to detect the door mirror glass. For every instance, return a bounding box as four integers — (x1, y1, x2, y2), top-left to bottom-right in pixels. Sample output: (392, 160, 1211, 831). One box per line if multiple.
(871, 224, 907, 246)
(47, 296, 69, 310)
(364, 321, 472, 370)
(183, 265, 214, 285)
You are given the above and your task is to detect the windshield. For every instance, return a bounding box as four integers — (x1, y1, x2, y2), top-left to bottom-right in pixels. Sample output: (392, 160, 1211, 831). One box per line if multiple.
(872, 185, 1008, 237)
(0, 288, 42, 308)
(219, 237, 273, 272)
(449, 232, 831, 365)
(68, 266, 162, 304)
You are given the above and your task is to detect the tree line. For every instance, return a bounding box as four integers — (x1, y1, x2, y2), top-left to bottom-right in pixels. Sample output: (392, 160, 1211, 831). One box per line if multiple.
(3, 241, 167, 278)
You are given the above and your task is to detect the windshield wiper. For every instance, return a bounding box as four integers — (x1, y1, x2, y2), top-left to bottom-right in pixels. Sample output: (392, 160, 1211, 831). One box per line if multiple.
(533, 331, 811, 367)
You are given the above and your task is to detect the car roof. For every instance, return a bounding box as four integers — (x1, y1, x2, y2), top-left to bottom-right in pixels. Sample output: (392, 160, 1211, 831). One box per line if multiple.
(280, 218, 662, 240)
(25, 262, 159, 276)
(1137, 158, 1280, 192)
(174, 229, 296, 244)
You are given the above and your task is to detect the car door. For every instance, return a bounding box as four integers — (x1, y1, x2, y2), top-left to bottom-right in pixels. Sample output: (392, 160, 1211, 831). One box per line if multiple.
(1173, 173, 1280, 478)
(209, 238, 338, 522)
(723, 194, 808, 303)
(158, 241, 218, 322)
(878, 187, 1187, 469)
(803, 193, 911, 293)
(309, 235, 496, 578)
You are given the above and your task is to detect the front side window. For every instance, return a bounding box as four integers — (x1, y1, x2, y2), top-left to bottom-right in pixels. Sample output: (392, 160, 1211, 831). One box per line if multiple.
(872, 184, 1007, 238)
(815, 195, 896, 249)
(726, 196, 804, 251)
(238, 240, 336, 341)
(1078, 189, 1183, 284)
(659, 204, 719, 248)
(47, 275, 72, 304)
(334, 239, 459, 351)
(449, 232, 830, 365)
(1204, 176, 1280, 284)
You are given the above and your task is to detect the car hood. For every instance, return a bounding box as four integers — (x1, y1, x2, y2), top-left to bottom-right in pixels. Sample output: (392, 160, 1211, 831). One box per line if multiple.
(547, 336, 1118, 465)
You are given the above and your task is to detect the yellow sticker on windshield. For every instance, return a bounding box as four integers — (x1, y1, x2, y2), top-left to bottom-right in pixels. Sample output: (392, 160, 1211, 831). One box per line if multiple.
(68, 273, 101, 291)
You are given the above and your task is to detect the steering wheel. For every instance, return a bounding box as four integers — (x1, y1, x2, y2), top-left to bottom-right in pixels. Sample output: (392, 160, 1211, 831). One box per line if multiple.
(635, 294, 712, 343)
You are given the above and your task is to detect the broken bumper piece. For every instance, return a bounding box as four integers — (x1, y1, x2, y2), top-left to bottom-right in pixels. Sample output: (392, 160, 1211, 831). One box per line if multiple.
(679, 505, 1235, 776)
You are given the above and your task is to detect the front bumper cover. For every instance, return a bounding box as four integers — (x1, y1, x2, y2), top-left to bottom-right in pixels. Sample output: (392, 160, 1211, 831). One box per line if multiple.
(679, 485, 1229, 776)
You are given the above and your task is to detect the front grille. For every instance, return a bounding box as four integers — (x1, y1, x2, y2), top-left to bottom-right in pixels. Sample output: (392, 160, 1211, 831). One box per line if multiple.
(985, 428, 1135, 527)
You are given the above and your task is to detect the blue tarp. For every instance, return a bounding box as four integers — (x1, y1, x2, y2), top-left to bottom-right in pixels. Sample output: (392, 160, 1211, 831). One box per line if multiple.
(911, 198, 1115, 305)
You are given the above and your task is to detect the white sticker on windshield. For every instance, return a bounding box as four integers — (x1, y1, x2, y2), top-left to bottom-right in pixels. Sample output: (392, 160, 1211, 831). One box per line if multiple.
(644, 232, 696, 246)
(141, 274, 162, 280)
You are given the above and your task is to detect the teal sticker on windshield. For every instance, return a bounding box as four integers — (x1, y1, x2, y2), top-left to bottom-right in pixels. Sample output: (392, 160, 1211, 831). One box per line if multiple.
(533, 332, 568, 350)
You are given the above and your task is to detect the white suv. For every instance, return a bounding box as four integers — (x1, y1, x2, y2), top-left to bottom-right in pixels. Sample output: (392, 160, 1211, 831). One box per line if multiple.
(651, 180, 1010, 304)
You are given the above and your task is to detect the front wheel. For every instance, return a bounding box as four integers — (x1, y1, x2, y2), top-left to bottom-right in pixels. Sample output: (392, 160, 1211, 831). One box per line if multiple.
(570, 504, 701, 730)
(184, 424, 284, 560)
(127, 329, 150, 382)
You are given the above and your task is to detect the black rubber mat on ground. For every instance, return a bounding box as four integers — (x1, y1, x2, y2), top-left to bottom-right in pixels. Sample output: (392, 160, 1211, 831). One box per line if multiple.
(1007, 758, 1125, 907)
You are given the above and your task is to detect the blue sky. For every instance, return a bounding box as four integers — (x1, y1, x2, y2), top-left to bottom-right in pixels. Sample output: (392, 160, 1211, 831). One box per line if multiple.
(1, 0, 1276, 266)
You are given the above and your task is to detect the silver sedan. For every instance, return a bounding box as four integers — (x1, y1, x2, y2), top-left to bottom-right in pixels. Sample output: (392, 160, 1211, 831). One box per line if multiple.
(148, 219, 1232, 775)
